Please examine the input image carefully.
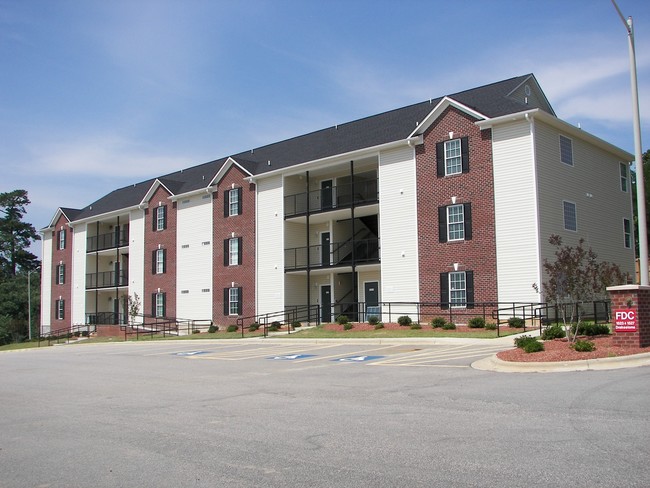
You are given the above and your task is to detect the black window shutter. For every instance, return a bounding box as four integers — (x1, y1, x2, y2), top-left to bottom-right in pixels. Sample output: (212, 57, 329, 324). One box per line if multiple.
(440, 272, 449, 310)
(466, 271, 475, 309)
(162, 206, 167, 230)
(61, 300, 65, 319)
(62, 264, 65, 284)
(224, 190, 229, 218)
(436, 141, 444, 177)
(162, 248, 167, 273)
(224, 239, 229, 266)
(151, 293, 156, 316)
(63, 229, 67, 248)
(161, 293, 166, 317)
(152, 208, 157, 231)
(461, 137, 469, 173)
(237, 237, 243, 265)
(237, 187, 243, 215)
(237, 287, 243, 314)
(152, 250, 157, 274)
(438, 207, 448, 243)
(223, 288, 229, 315)
(463, 203, 472, 240)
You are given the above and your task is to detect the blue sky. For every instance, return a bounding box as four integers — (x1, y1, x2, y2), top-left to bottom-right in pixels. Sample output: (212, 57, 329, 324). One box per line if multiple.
(1, 0, 649, 258)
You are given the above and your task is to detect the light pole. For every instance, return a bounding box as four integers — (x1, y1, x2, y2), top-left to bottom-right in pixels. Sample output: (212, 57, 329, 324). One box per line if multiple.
(611, 0, 647, 285)
(28, 266, 40, 340)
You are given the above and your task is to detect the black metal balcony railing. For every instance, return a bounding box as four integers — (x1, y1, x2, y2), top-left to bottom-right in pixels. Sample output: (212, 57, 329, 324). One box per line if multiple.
(86, 271, 128, 289)
(284, 179, 378, 217)
(87, 229, 129, 253)
(285, 238, 380, 270)
(86, 312, 127, 325)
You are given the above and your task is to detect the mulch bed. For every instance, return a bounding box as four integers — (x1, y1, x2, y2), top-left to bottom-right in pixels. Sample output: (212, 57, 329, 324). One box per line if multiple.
(497, 335, 650, 363)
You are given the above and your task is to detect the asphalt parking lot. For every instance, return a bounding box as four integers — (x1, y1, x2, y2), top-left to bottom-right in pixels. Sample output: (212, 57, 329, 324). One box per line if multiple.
(1, 339, 649, 487)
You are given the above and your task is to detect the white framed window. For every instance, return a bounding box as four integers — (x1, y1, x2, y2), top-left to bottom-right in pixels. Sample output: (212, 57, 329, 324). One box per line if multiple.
(155, 206, 166, 231)
(56, 299, 65, 320)
(444, 139, 462, 176)
(229, 189, 240, 216)
(563, 201, 577, 231)
(624, 218, 632, 249)
(155, 249, 165, 274)
(56, 264, 65, 285)
(449, 272, 467, 308)
(559, 135, 573, 166)
(155, 292, 165, 317)
(229, 287, 239, 315)
(620, 162, 629, 192)
(58, 229, 66, 250)
(229, 238, 239, 266)
(447, 204, 465, 241)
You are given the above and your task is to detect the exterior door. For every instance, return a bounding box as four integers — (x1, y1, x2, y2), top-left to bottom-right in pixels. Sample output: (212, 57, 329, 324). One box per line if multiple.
(364, 281, 380, 321)
(321, 179, 333, 209)
(321, 232, 330, 266)
(320, 285, 331, 323)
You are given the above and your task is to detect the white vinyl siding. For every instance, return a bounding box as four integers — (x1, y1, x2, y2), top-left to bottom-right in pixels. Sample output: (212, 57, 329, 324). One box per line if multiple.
(492, 120, 541, 303)
(256, 175, 284, 315)
(176, 196, 212, 321)
(72, 225, 87, 326)
(40, 234, 53, 334)
(128, 209, 145, 316)
(378, 145, 419, 317)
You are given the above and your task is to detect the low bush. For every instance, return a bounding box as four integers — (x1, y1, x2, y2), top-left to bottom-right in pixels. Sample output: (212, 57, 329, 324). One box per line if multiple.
(397, 316, 412, 327)
(248, 323, 259, 332)
(226, 325, 238, 333)
(431, 317, 447, 329)
(467, 317, 486, 329)
(73, 331, 81, 337)
(514, 335, 538, 349)
(508, 317, 525, 328)
(336, 315, 349, 325)
(268, 324, 280, 332)
(343, 323, 354, 331)
(208, 324, 219, 333)
(291, 321, 302, 329)
(192, 329, 201, 334)
(524, 340, 544, 353)
(485, 323, 497, 331)
(410, 323, 422, 330)
(572, 323, 610, 337)
(368, 315, 379, 325)
(374, 322, 384, 330)
(541, 324, 566, 340)
(572, 340, 596, 352)
(81, 330, 89, 337)
(441, 322, 456, 330)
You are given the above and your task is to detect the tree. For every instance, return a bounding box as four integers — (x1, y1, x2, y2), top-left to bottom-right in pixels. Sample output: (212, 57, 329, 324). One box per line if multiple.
(0, 190, 40, 277)
(128, 293, 141, 325)
(631, 149, 650, 257)
(536, 235, 625, 343)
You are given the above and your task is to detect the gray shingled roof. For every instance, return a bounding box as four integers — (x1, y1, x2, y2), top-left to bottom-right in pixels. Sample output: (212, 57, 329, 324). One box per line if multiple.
(67, 74, 548, 222)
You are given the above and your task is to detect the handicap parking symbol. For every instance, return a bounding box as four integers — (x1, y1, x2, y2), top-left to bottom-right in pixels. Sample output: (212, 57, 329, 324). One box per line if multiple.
(334, 355, 384, 362)
(174, 351, 208, 357)
(269, 354, 316, 360)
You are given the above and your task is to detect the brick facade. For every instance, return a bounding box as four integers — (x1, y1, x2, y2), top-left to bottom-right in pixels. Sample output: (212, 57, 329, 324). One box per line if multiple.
(212, 164, 256, 326)
(144, 186, 177, 318)
(51, 214, 73, 332)
(607, 285, 650, 347)
(416, 107, 498, 312)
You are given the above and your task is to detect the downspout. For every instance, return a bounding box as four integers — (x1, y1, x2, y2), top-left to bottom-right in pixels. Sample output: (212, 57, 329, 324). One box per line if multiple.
(527, 113, 543, 304)
(350, 161, 357, 320)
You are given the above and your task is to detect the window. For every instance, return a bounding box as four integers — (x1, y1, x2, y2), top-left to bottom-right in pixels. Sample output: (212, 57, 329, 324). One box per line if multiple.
(224, 188, 243, 217)
(436, 137, 469, 177)
(56, 264, 65, 285)
(152, 205, 167, 231)
(559, 135, 573, 166)
(57, 229, 66, 250)
(440, 271, 474, 310)
(152, 249, 166, 274)
(224, 287, 242, 315)
(224, 237, 242, 266)
(55, 299, 65, 320)
(438, 203, 472, 243)
(152, 292, 166, 317)
(620, 163, 629, 192)
(624, 219, 632, 249)
(563, 201, 577, 231)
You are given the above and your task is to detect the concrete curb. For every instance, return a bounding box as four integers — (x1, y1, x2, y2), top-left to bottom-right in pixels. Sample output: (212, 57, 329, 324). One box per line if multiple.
(472, 351, 650, 373)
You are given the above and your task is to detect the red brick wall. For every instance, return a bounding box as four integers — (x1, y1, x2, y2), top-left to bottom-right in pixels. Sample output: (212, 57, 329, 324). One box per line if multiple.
(51, 214, 73, 332)
(213, 165, 256, 326)
(415, 107, 498, 311)
(144, 186, 177, 318)
(608, 287, 650, 347)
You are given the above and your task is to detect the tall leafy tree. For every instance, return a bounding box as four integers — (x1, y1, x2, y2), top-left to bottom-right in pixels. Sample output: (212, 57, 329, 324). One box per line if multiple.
(0, 190, 40, 277)
(631, 149, 650, 257)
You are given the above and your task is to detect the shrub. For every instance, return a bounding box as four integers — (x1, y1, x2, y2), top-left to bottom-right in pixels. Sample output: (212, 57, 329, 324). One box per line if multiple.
(73, 331, 81, 337)
(508, 317, 525, 328)
(291, 321, 302, 329)
(192, 329, 201, 334)
(514, 335, 538, 349)
(336, 315, 349, 325)
(226, 325, 238, 333)
(368, 315, 379, 325)
(343, 323, 354, 331)
(397, 316, 412, 326)
(248, 323, 259, 332)
(410, 323, 422, 330)
(572, 340, 596, 352)
(485, 323, 497, 331)
(572, 323, 610, 337)
(374, 322, 384, 330)
(541, 324, 565, 340)
(81, 330, 89, 337)
(431, 317, 446, 329)
(441, 322, 456, 330)
(524, 340, 544, 353)
(271, 321, 282, 329)
(467, 317, 486, 329)
(208, 324, 219, 333)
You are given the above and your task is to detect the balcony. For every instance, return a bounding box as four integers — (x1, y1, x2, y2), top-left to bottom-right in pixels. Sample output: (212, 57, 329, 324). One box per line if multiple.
(284, 179, 378, 218)
(285, 238, 380, 271)
(87, 228, 129, 253)
(86, 271, 129, 289)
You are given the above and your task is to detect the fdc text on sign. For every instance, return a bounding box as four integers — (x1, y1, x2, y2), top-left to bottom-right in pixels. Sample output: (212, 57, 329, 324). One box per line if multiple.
(614, 309, 638, 332)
